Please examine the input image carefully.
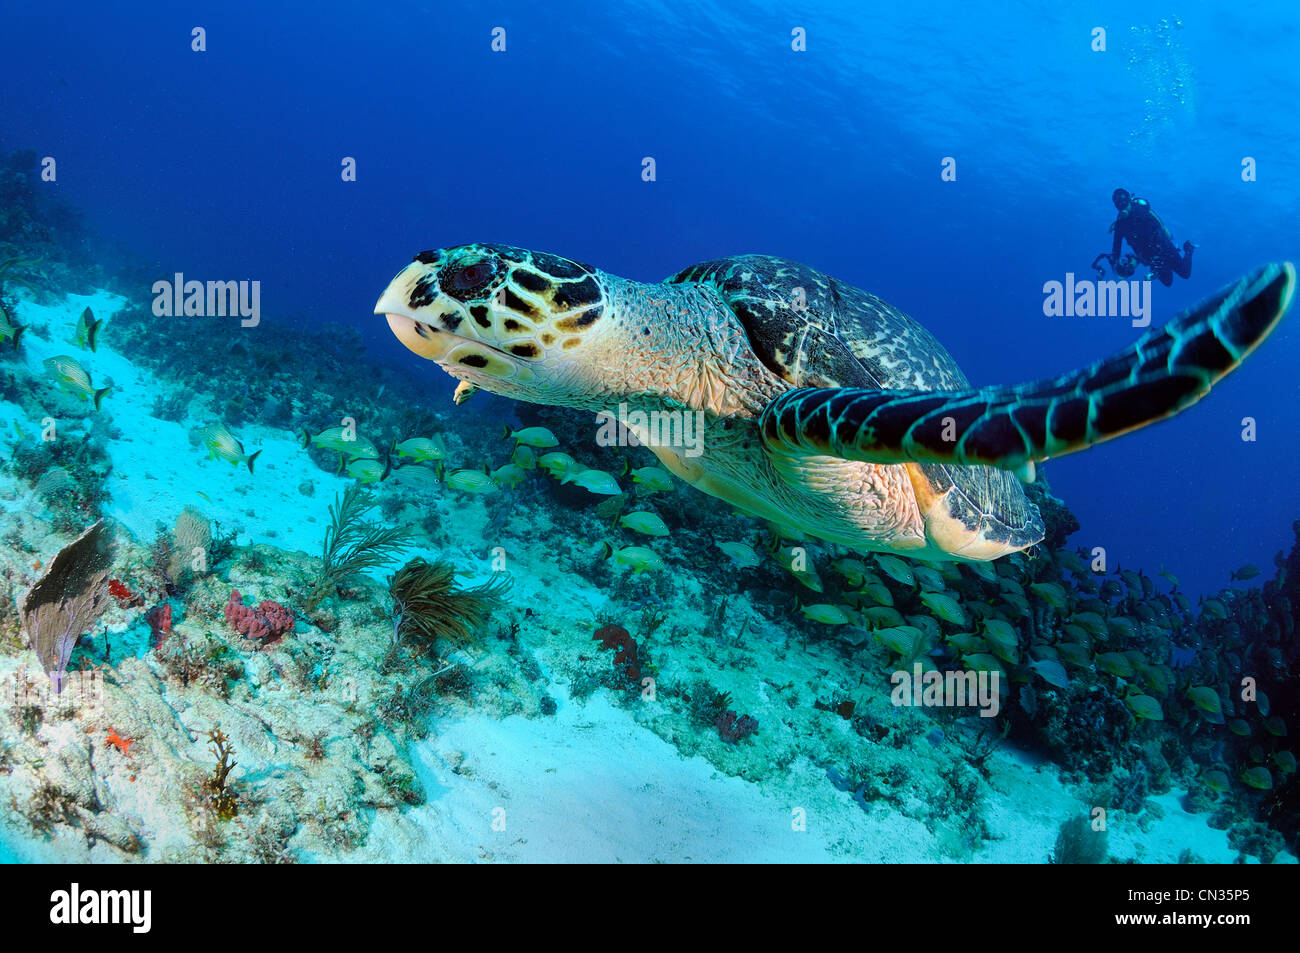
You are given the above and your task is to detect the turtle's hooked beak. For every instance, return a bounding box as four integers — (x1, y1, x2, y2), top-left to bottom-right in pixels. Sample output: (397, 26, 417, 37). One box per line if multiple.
(375, 266, 535, 385)
(379, 309, 536, 386)
(382, 312, 446, 361)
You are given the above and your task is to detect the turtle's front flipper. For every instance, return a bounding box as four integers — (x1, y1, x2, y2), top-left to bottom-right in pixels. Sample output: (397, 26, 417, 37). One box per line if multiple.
(760, 262, 1294, 471)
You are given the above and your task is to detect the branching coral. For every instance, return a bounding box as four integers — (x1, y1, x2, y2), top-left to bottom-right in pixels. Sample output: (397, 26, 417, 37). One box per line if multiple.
(204, 728, 239, 821)
(388, 557, 510, 651)
(955, 719, 1011, 780)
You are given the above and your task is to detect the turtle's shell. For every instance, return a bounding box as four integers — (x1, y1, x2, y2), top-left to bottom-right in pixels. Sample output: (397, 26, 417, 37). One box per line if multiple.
(667, 255, 1043, 556)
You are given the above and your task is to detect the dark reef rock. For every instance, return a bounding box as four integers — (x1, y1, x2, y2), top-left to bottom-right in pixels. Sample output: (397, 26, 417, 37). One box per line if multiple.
(1025, 476, 1080, 550)
(1037, 684, 1133, 780)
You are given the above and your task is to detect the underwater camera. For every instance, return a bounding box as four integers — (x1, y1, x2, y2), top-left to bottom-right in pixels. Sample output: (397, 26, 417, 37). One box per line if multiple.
(1114, 253, 1139, 278)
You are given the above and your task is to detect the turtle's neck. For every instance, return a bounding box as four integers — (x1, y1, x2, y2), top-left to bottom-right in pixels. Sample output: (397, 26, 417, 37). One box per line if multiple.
(584, 272, 785, 420)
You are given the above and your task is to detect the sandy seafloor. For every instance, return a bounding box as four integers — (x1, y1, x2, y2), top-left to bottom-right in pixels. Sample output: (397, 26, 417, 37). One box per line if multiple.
(0, 289, 1290, 864)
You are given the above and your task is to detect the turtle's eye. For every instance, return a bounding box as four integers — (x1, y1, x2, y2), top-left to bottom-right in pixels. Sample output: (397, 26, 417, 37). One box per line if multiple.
(441, 260, 499, 298)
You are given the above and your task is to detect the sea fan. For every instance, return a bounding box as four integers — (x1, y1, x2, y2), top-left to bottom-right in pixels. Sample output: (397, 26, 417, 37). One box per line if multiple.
(166, 505, 212, 581)
(34, 466, 76, 501)
(20, 520, 114, 693)
(388, 557, 511, 649)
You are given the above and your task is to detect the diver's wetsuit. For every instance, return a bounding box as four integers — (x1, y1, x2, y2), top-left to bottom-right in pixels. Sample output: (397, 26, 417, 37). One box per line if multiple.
(1111, 196, 1194, 287)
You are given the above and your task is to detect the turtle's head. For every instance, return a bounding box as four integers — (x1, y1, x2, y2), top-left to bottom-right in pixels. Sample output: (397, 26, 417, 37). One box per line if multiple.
(375, 243, 614, 406)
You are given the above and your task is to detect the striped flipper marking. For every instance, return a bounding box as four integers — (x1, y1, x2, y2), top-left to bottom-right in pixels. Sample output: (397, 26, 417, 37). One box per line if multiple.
(760, 263, 1294, 470)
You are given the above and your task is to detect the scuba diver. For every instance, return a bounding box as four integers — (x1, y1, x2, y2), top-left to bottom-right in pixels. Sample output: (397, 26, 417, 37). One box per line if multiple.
(1093, 188, 1196, 287)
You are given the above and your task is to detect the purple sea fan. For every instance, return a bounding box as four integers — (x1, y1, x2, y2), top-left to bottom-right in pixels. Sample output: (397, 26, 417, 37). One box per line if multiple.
(21, 521, 115, 693)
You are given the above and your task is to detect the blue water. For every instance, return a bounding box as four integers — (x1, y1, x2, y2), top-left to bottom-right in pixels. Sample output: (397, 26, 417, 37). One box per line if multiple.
(4, 0, 1298, 595)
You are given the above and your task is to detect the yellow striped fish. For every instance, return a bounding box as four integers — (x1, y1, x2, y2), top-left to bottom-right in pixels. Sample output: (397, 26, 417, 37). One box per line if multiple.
(197, 423, 261, 473)
(72, 306, 103, 351)
(0, 303, 26, 349)
(44, 355, 110, 410)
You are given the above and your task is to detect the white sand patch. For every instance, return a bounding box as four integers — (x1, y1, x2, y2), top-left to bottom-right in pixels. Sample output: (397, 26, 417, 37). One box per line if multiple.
(974, 745, 1086, 863)
(1111, 790, 1293, 864)
(377, 693, 908, 863)
(374, 702, 1291, 864)
(10, 291, 353, 554)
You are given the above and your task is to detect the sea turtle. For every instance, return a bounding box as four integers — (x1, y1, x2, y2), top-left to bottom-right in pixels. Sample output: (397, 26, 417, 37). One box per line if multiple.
(375, 246, 1293, 561)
